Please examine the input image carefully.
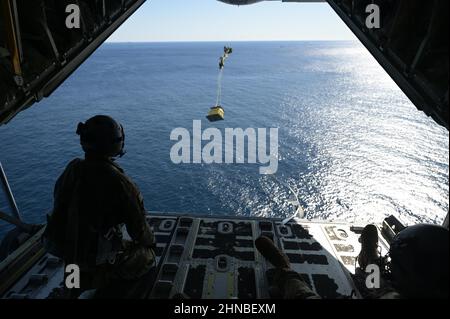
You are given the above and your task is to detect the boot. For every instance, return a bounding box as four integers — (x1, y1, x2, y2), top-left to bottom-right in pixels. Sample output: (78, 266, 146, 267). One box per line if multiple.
(357, 224, 380, 270)
(255, 235, 290, 269)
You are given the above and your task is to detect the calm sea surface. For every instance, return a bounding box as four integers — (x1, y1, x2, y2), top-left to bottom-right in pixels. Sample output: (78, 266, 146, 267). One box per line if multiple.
(0, 41, 448, 238)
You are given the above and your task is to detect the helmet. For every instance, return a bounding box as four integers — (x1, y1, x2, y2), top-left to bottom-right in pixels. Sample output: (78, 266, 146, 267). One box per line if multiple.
(389, 224, 449, 299)
(76, 115, 125, 158)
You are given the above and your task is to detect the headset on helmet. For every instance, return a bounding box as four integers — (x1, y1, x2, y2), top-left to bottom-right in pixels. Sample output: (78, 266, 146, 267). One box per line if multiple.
(76, 115, 126, 158)
(389, 224, 449, 299)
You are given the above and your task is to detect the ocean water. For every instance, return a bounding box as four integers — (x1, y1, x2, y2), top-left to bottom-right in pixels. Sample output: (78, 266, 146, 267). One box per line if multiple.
(0, 41, 448, 238)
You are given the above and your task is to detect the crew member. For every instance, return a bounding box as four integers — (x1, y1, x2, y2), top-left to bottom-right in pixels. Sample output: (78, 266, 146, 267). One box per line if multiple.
(256, 223, 449, 299)
(44, 115, 156, 295)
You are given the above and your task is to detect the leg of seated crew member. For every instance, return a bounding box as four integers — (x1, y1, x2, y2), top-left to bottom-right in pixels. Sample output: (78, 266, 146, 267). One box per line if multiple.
(112, 240, 156, 280)
(255, 236, 321, 299)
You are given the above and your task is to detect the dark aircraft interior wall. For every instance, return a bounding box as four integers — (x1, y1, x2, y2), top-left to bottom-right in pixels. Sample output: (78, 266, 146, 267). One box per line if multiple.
(329, 0, 449, 129)
(0, 0, 143, 124)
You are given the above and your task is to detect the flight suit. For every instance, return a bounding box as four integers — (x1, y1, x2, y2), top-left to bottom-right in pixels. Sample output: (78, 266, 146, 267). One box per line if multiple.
(277, 269, 402, 299)
(272, 268, 321, 299)
(45, 157, 155, 290)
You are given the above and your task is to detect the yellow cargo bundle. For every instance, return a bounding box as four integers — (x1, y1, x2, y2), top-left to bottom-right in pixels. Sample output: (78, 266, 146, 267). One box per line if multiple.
(206, 106, 225, 122)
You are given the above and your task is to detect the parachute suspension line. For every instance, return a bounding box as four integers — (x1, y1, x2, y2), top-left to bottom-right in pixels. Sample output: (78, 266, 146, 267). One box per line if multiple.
(216, 69, 223, 106)
(206, 46, 232, 122)
(215, 46, 232, 107)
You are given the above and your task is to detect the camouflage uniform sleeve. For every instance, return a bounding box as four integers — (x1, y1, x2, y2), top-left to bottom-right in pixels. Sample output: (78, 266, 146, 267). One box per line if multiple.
(275, 268, 321, 299)
(45, 159, 82, 256)
(53, 159, 81, 201)
(118, 177, 155, 248)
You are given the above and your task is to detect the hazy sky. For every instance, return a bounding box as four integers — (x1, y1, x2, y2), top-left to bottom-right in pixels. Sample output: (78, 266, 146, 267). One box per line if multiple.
(107, 0, 357, 42)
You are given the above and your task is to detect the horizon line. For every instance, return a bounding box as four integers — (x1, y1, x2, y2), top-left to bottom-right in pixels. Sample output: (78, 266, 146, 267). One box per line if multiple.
(105, 39, 358, 44)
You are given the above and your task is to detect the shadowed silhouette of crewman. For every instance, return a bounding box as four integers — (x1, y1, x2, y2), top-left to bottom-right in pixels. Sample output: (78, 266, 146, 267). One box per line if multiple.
(44, 115, 156, 297)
